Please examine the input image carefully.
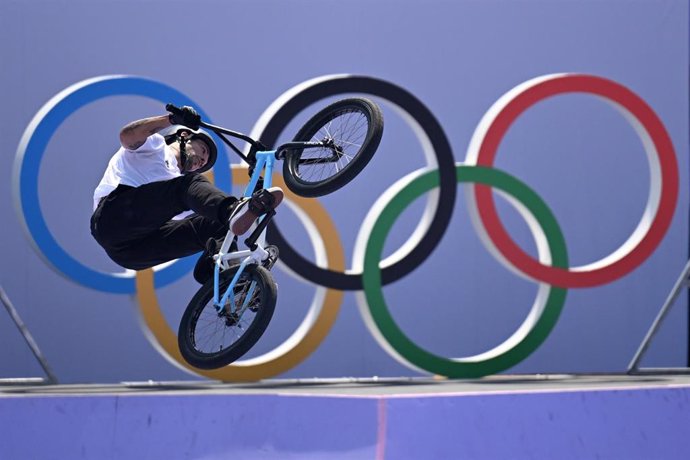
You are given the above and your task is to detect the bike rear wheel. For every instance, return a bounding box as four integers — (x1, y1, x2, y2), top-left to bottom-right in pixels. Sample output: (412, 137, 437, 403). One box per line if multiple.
(178, 264, 277, 369)
(283, 97, 384, 197)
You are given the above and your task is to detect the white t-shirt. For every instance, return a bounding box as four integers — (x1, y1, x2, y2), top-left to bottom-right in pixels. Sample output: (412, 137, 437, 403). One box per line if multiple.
(93, 134, 181, 210)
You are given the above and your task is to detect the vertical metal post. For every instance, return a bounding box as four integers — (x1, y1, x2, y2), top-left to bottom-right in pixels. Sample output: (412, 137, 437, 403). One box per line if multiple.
(0, 286, 58, 384)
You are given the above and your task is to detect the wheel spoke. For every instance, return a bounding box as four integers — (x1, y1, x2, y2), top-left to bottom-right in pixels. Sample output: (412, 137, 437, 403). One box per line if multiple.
(295, 107, 369, 183)
(189, 272, 262, 354)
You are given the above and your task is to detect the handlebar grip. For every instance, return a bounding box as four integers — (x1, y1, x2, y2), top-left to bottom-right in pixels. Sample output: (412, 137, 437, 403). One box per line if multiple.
(166, 103, 182, 115)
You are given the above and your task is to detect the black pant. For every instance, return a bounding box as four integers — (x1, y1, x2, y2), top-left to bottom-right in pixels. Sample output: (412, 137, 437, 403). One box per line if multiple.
(90, 174, 238, 270)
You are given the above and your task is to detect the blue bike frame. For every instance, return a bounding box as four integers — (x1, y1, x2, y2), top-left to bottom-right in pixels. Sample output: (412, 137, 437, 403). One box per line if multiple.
(212, 150, 277, 314)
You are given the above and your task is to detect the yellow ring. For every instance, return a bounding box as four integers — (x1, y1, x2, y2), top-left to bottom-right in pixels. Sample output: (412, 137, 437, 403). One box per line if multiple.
(135, 165, 345, 381)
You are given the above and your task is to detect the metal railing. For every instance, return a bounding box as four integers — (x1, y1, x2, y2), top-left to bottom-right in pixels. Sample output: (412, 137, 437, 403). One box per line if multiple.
(0, 286, 58, 384)
(628, 259, 690, 375)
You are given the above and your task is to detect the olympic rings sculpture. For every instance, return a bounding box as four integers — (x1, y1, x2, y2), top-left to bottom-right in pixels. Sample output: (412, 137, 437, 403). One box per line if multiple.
(13, 73, 678, 380)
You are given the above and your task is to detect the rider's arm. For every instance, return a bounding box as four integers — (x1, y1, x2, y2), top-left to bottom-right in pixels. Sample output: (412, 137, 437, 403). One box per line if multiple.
(119, 115, 171, 150)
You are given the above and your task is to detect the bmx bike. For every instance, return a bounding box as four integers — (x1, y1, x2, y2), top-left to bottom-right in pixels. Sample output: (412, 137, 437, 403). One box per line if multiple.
(168, 98, 384, 369)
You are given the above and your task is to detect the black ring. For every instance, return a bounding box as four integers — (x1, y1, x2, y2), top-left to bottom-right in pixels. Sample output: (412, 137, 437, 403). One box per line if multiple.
(260, 75, 456, 290)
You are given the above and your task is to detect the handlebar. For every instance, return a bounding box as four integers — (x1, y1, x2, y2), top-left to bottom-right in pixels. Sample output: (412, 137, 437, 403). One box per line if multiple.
(166, 103, 266, 164)
(165, 103, 328, 165)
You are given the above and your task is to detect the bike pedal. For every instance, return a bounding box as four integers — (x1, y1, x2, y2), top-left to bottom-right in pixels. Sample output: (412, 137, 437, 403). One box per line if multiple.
(262, 245, 279, 270)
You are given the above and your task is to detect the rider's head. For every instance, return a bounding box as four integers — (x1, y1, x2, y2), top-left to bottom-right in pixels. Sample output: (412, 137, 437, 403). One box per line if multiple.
(164, 126, 218, 174)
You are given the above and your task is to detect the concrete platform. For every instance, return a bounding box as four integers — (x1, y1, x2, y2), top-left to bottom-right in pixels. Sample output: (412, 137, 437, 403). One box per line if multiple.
(2, 374, 690, 459)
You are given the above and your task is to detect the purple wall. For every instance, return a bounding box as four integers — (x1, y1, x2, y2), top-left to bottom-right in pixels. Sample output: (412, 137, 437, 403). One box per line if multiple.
(2, 385, 690, 459)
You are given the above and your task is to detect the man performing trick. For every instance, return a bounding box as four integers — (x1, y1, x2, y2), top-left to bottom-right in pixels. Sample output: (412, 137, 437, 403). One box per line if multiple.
(90, 105, 283, 284)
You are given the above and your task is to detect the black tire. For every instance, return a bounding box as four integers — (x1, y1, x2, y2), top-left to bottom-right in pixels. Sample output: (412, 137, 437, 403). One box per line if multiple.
(178, 264, 277, 369)
(283, 97, 384, 197)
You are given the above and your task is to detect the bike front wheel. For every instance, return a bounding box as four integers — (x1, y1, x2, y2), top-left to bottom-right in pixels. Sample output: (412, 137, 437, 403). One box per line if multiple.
(178, 264, 277, 369)
(283, 97, 384, 197)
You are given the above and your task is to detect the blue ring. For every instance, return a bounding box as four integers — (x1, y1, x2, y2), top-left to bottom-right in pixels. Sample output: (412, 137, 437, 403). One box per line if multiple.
(14, 75, 231, 294)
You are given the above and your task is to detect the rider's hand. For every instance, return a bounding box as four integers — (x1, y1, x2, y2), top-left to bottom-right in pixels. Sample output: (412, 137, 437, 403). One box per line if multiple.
(168, 105, 201, 130)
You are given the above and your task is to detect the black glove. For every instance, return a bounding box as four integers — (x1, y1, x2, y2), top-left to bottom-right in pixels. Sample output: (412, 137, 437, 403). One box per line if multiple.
(167, 104, 201, 130)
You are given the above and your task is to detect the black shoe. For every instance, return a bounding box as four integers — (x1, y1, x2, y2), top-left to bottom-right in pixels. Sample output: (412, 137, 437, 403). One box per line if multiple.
(229, 187, 284, 235)
(193, 238, 218, 284)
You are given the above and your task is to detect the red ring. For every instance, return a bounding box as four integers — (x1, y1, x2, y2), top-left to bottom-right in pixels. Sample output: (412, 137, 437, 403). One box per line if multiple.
(473, 74, 678, 288)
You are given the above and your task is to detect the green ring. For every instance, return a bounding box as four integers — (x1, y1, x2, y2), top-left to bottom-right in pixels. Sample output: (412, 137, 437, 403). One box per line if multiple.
(361, 165, 569, 378)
